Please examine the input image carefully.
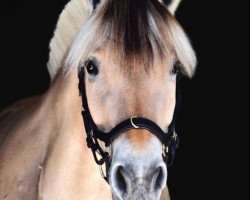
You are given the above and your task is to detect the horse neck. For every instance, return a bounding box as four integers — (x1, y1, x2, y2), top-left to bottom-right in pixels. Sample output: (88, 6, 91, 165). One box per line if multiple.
(38, 73, 110, 198)
(42, 72, 89, 164)
(44, 73, 81, 124)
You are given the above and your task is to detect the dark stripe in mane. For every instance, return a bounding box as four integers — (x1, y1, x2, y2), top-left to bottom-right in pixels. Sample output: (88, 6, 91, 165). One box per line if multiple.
(98, 0, 171, 69)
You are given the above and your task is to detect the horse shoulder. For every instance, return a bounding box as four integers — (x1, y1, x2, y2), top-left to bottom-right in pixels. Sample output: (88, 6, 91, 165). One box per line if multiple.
(0, 96, 51, 199)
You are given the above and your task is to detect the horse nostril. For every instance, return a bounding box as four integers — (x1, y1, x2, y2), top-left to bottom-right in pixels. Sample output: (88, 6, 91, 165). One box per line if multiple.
(116, 167, 127, 192)
(153, 166, 166, 192)
(112, 166, 128, 197)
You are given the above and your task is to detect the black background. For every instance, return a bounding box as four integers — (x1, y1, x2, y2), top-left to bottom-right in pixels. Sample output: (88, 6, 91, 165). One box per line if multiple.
(0, 0, 248, 199)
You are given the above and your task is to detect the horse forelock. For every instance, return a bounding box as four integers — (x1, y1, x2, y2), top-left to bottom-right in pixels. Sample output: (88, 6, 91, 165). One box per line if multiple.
(60, 0, 197, 79)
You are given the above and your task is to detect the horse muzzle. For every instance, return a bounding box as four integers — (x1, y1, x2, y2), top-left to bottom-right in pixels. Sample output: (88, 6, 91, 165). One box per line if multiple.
(109, 134, 167, 200)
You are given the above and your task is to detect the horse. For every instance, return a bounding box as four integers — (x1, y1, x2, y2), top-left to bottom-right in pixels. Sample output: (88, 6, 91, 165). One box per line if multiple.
(0, 0, 197, 199)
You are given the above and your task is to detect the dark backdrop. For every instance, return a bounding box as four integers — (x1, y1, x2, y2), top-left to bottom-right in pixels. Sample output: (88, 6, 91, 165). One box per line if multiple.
(0, 0, 248, 199)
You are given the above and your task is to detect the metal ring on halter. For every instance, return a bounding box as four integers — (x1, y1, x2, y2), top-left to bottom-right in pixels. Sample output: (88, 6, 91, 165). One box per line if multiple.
(163, 144, 169, 156)
(162, 145, 167, 157)
(131, 116, 140, 129)
(99, 165, 106, 179)
(172, 131, 178, 141)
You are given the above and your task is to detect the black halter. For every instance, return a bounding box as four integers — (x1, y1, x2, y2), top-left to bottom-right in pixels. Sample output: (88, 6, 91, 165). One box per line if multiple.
(78, 69, 180, 183)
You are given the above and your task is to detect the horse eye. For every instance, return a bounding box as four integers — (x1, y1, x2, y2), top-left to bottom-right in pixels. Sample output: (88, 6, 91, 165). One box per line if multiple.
(86, 60, 99, 76)
(171, 60, 181, 75)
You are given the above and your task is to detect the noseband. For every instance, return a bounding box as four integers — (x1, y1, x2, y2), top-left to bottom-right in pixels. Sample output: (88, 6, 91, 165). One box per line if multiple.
(78, 69, 180, 183)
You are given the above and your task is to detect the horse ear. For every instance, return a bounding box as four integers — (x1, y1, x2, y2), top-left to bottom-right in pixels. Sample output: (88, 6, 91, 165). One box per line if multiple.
(92, 0, 101, 9)
(160, 0, 182, 15)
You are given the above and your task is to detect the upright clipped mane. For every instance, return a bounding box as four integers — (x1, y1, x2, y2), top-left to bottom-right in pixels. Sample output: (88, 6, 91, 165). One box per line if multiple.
(65, 0, 196, 77)
(47, 0, 92, 79)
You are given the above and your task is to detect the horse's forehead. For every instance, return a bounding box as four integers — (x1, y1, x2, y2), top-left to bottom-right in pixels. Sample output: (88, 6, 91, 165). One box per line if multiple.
(93, 48, 175, 79)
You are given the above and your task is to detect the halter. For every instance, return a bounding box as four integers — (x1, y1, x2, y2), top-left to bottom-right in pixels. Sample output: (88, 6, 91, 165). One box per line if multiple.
(78, 68, 180, 183)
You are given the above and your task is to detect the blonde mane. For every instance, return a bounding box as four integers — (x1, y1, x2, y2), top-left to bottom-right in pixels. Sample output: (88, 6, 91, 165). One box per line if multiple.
(47, 0, 92, 79)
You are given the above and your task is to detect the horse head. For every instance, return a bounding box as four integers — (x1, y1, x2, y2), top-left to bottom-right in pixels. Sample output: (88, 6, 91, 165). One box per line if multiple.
(48, 0, 197, 199)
